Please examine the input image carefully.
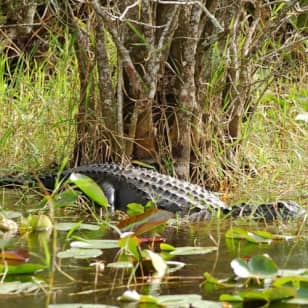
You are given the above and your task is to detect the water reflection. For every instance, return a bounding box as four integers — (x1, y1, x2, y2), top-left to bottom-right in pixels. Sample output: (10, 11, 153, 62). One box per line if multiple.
(0, 189, 307, 307)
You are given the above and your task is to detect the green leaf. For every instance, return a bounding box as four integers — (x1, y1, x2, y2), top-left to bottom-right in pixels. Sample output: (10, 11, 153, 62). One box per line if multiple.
(57, 248, 102, 259)
(0, 263, 45, 275)
(221, 287, 296, 305)
(219, 294, 243, 302)
(202, 272, 238, 292)
(68, 173, 108, 208)
(169, 246, 217, 256)
(53, 190, 81, 207)
(118, 235, 141, 260)
(160, 243, 176, 251)
(225, 227, 272, 244)
(146, 249, 167, 277)
(231, 255, 278, 279)
(126, 203, 145, 216)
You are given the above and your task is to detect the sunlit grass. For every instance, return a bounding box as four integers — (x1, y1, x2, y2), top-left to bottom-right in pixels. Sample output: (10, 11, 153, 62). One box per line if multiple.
(0, 31, 78, 173)
(234, 86, 308, 206)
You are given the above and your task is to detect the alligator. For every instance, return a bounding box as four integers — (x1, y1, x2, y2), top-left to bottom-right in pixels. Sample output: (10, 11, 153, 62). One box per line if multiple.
(0, 163, 305, 221)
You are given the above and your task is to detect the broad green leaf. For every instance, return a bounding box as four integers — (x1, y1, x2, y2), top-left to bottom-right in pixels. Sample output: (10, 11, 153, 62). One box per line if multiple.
(0, 263, 45, 274)
(68, 173, 108, 208)
(53, 189, 81, 208)
(249, 255, 279, 277)
(274, 275, 308, 288)
(160, 243, 176, 251)
(169, 246, 217, 256)
(293, 280, 308, 298)
(231, 255, 278, 279)
(57, 248, 102, 259)
(219, 294, 243, 302)
(56, 222, 100, 231)
(220, 287, 296, 304)
(225, 227, 272, 244)
(70, 239, 119, 249)
(240, 287, 296, 302)
(274, 276, 308, 298)
(202, 272, 238, 292)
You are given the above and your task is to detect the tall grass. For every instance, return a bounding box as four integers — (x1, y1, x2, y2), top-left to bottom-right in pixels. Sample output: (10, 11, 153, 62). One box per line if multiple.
(0, 30, 78, 173)
(0, 29, 307, 206)
(234, 86, 308, 206)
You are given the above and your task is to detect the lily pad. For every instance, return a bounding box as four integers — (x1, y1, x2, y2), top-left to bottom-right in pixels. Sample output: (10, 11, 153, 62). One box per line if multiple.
(118, 290, 222, 307)
(169, 246, 217, 256)
(107, 261, 134, 269)
(231, 255, 279, 279)
(57, 248, 102, 259)
(70, 239, 119, 249)
(0, 281, 44, 294)
(56, 222, 100, 231)
(220, 287, 296, 305)
(225, 227, 272, 244)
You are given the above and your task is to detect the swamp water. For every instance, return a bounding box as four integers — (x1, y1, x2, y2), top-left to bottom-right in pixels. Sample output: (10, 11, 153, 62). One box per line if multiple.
(0, 190, 307, 308)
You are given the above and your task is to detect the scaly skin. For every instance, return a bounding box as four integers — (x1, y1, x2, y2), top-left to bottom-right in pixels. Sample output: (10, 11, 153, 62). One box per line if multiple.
(0, 163, 305, 220)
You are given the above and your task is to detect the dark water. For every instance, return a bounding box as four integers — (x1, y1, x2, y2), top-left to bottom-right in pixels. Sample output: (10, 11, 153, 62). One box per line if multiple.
(0, 190, 307, 307)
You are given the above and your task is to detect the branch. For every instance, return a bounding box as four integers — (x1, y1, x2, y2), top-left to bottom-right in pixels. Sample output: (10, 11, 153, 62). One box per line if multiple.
(147, 5, 181, 99)
(91, 0, 146, 94)
(151, 0, 224, 32)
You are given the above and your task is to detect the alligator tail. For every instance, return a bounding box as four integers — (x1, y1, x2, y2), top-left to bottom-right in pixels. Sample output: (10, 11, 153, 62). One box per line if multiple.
(0, 176, 36, 188)
(0, 173, 66, 191)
